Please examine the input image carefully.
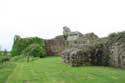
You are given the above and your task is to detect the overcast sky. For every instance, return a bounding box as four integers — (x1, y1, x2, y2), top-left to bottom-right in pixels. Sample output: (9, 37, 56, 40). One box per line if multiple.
(0, 0, 125, 51)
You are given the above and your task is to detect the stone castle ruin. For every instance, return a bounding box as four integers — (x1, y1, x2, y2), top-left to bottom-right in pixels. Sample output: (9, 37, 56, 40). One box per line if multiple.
(45, 26, 125, 68)
(110, 43, 125, 68)
(62, 26, 109, 67)
(45, 35, 66, 56)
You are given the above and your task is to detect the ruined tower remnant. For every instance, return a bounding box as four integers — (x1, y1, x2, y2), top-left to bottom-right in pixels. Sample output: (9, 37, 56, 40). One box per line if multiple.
(110, 42, 125, 68)
(63, 26, 71, 40)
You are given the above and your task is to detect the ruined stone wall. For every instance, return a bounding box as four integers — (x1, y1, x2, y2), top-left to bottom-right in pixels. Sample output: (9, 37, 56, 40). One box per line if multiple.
(61, 27, 109, 67)
(45, 26, 125, 68)
(108, 31, 125, 68)
(62, 43, 110, 67)
(45, 35, 67, 56)
(110, 42, 125, 68)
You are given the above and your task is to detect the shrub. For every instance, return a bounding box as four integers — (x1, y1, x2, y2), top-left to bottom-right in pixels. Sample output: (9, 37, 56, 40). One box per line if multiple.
(0, 55, 10, 64)
(108, 31, 125, 45)
(23, 44, 46, 58)
(11, 55, 25, 62)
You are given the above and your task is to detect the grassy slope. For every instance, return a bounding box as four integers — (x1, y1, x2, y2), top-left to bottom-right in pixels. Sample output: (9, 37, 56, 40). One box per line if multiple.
(3, 57, 125, 83)
(0, 62, 16, 83)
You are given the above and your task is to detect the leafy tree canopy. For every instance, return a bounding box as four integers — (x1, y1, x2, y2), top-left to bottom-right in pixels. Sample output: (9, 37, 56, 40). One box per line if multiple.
(11, 35, 46, 57)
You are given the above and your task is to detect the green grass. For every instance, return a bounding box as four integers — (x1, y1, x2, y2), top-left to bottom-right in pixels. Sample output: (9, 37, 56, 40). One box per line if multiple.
(0, 62, 16, 83)
(1, 57, 125, 83)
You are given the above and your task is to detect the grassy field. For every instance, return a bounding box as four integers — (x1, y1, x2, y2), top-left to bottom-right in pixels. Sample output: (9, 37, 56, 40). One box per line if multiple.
(1, 57, 125, 83)
(0, 62, 16, 83)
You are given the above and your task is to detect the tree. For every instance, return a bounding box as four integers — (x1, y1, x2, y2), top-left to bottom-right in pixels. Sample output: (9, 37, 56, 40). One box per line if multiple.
(0, 46, 1, 56)
(23, 44, 46, 62)
(3, 49, 8, 56)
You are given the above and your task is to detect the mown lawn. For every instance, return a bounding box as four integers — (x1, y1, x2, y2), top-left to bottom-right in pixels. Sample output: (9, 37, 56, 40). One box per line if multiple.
(0, 62, 16, 83)
(2, 57, 125, 83)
